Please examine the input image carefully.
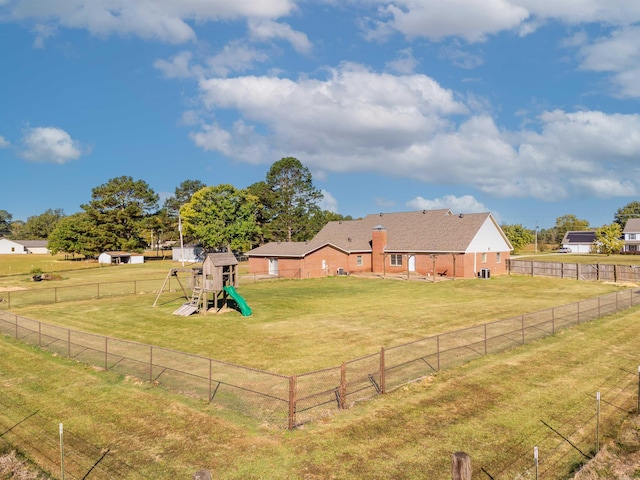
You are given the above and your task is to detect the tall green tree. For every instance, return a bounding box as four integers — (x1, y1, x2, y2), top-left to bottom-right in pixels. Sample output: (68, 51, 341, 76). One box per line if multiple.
(614, 201, 640, 229)
(19, 208, 65, 239)
(501, 224, 534, 253)
(265, 157, 322, 242)
(180, 184, 260, 252)
(0, 210, 12, 237)
(595, 223, 624, 255)
(161, 179, 207, 243)
(164, 180, 206, 218)
(246, 180, 275, 246)
(48, 212, 101, 257)
(554, 214, 590, 246)
(81, 176, 159, 252)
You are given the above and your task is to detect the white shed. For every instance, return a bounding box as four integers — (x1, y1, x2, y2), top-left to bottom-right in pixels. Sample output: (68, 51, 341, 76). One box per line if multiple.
(98, 251, 145, 265)
(172, 245, 205, 263)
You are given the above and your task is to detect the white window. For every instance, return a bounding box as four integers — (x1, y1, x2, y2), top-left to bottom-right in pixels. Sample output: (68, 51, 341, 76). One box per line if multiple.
(390, 254, 402, 266)
(356, 255, 363, 266)
(481, 253, 487, 263)
(629, 233, 636, 240)
(496, 252, 501, 263)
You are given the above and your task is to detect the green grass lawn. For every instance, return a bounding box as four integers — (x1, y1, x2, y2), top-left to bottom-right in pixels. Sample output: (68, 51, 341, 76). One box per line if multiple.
(4, 273, 624, 373)
(1, 298, 638, 479)
(1, 260, 638, 478)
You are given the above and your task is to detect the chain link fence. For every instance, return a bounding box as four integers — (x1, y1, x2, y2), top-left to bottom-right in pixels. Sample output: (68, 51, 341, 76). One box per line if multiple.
(1, 279, 638, 430)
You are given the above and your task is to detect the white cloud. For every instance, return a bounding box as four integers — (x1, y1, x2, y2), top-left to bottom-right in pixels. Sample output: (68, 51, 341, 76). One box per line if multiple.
(438, 41, 484, 69)
(365, 0, 640, 44)
(154, 51, 196, 79)
(319, 190, 338, 212)
(248, 19, 312, 54)
(0, 136, 10, 148)
(386, 48, 418, 74)
(205, 41, 270, 77)
(187, 63, 640, 203)
(4, 0, 297, 44)
(576, 26, 640, 97)
(20, 126, 88, 164)
(407, 195, 489, 213)
(375, 0, 529, 43)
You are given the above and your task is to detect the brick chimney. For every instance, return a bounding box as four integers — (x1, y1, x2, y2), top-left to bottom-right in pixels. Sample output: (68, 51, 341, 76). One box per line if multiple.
(371, 225, 387, 273)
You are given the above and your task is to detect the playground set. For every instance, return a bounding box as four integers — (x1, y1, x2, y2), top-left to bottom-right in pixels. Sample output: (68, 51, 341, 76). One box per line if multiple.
(153, 251, 252, 317)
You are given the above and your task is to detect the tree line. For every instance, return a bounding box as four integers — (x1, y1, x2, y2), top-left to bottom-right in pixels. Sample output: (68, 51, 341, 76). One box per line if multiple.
(0, 157, 351, 257)
(501, 203, 640, 254)
(2, 159, 639, 257)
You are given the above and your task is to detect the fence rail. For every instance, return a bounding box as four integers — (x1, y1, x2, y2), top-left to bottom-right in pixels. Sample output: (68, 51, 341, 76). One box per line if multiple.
(508, 259, 640, 282)
(1, 276, 639, 430)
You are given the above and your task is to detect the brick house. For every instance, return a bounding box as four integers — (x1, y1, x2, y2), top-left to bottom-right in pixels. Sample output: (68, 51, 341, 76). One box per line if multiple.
(246, 209, 512, 279)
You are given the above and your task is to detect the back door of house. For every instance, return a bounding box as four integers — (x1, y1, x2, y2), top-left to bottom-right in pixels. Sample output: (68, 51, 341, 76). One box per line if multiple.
(268, 258, 279, 275)
(408, 255, 416, 272)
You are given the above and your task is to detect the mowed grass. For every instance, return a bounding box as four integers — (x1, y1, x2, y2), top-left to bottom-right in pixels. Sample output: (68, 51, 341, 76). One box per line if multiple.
(1, 295, 639, 479)
(4, 264, 627, 373)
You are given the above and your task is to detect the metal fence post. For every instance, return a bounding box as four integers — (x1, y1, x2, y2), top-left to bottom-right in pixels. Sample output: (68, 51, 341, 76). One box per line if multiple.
(380, 347, 386, 394)
(484, 324, 487, 355)
(437, 335, 441, 371)
(67, 329, 71, 357)
(596, 392, 600, 453)
(104, 337, 108, 370)
(149, 346, 153, 383)
(209, 359, 213, 402)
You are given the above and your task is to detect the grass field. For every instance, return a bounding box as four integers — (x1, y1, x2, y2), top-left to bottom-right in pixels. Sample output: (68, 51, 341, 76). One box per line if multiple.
(2, 266, 625, 373)
(1, 256, 639, 478)
(1, 296, 638, 478)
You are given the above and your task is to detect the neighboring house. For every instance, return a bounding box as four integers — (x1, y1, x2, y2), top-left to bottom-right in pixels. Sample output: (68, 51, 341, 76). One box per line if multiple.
(172, 245, 205, 263)
(0, 238, 50, 254)
(98, 251, 145, 265)
(561, 231, 597, 254)
(246, 209, 513, 280)
(623, 219, 640, 253)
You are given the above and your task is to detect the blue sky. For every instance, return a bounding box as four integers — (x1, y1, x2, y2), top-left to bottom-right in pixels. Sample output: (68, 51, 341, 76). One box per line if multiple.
(2, 1, 640, 231)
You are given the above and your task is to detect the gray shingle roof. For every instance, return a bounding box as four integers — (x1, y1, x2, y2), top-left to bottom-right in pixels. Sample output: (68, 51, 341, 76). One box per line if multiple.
(248, 209, 501, 256)
(623, 218, 640, 233)
(561, 231, 596, 244)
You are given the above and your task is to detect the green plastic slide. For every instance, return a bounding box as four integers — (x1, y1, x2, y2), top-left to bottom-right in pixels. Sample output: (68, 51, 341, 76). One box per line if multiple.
(223, 285, 252, 316)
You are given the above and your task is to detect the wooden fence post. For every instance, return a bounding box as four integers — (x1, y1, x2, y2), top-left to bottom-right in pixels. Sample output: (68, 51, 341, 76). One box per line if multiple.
(452, 451, 471, 480)
(288, 375, 297, 430)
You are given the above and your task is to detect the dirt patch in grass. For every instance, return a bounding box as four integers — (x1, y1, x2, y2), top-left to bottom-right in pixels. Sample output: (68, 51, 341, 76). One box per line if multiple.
(0, 286, 26, 292)
(0, 451, 50, 479)
(572, 414, 640, 479)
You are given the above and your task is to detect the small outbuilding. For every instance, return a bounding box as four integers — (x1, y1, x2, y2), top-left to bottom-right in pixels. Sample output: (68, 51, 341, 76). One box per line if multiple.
(561, 231, 597, 254)
(172, 245, 205, 263)
(98, 251, 145, 265)
(0, 238, 50, 254)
